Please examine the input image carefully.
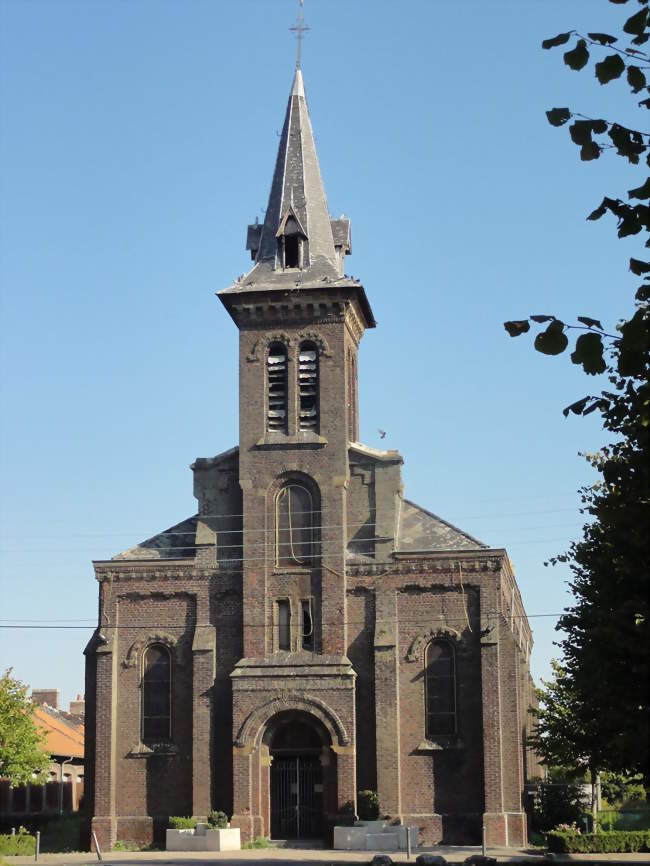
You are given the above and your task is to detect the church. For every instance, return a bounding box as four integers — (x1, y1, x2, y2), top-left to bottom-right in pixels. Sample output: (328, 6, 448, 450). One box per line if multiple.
(84, 45, 539, 852)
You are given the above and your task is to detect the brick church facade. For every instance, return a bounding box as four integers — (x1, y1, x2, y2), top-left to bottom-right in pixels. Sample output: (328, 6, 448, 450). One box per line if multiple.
(84, 63, 539, 851)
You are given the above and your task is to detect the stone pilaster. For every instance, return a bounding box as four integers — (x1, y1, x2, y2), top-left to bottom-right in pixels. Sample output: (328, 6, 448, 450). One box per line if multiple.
(374, 589, 401, 817)
(192, 624, 215, 817)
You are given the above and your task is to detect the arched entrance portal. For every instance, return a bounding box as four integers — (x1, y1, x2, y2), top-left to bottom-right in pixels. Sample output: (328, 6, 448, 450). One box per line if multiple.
(264, 710, 331, 840)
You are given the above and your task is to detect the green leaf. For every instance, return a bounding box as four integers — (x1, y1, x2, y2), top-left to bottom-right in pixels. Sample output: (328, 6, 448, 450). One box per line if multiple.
(587, 32, 618, 45)
(546, 107, 572, 127)
(577, 316, 604, 329)
(564, 39, 590, 70)
(534, 320, 569, 355)
(570, 332, 607, 374)
(504, 320, 531, 337)
(640, 97, 650, 109)
(628, 176, 650, 199)
(636, 283, 650, 301)
(570, 120, 593, 146)
(629, 258, 650, 274)
(595, 54, 626, 84)
(563, 397, 591, 418)
(530, 314, 556, 323)
(608, 124, 646, 163)
(623, 7, 649, 37)
(587, 199, 608, 221)
(627, 65, 647, 93)
(590, 119, 609, 134)
(542, 31, 573, 49)
(581, 140, 601, 161)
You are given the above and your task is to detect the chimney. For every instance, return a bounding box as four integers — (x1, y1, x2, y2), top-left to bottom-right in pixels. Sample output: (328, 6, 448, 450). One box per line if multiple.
(69, 694, 85, 716)
(31, 689, 59, 709)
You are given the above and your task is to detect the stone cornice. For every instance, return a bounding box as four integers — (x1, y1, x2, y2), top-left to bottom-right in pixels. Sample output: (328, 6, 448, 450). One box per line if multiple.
(93, 560, 232, 583)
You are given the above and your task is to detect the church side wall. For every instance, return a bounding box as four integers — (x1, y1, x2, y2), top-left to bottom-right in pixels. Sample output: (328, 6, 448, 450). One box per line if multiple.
(396, 579, 484, 845)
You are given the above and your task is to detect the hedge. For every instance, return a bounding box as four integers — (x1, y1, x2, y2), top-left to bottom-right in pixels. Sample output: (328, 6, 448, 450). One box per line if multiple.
(168, 816, 197, 830)
(547, 829, 650, 853)
(0, 831, 36, 856)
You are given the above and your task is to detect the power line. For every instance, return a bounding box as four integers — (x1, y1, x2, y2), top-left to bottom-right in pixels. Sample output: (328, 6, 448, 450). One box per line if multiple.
(0, 612, 563, 630)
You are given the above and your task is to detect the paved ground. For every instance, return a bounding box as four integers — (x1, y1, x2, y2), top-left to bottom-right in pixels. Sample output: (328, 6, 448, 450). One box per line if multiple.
(6, 848, 650, 865)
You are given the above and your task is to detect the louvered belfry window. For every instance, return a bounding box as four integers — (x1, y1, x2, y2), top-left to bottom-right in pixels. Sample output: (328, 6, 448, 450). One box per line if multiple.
(267, 343, 288, 432)
(298, 342, 318, 431)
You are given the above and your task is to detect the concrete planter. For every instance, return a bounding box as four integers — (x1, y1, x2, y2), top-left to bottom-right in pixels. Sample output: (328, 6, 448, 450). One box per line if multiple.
(333, 820, 417, 851)
(166, 825, 240, 851)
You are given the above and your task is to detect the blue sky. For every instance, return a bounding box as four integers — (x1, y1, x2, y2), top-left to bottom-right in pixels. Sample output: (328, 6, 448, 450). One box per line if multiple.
(0, 0, 640, 708)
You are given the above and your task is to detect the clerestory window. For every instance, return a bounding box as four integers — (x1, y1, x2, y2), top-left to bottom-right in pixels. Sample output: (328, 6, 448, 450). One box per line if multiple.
(267, 343, 288, 432)
(298, 342, 319, 431)
(142, 643, 172, 743)
(276, 483, 313, 567)
(425, 640, 456, 737)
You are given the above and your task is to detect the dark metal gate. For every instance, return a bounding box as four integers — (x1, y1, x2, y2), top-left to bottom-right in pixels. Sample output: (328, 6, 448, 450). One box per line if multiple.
(270, 755, 323, 839)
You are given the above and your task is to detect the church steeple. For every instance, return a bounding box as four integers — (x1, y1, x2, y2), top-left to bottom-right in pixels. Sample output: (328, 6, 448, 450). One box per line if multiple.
(251, 68, 339, 275)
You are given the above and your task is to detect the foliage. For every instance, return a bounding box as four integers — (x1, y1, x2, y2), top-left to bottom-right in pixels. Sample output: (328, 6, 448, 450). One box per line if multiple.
(599, 809, 650, 831)
(601, 770, 647, 807)
(529, 775, 588, 833)
(0, 670, 50, 786)
(168, 816, 197, 830)
(357, 789, 380, 821)
(40, 815, 82, 853)
(111, 840, 139, 851)
(207, 810, 228, 829)
(506, 0, 650, 786)
(0, 828, 36, 856)
(547, 829, 650, 853)
(242, 836, 272, 849)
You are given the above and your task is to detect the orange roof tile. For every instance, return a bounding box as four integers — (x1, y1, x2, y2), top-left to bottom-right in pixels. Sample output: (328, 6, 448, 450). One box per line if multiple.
(33, 706, 84, 759)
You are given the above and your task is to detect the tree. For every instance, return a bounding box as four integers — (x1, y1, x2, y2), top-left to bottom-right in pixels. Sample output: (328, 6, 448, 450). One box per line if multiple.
(506, 0, 650, 785)
(0, 669, 50, 786)
(529, 661, 606, 821)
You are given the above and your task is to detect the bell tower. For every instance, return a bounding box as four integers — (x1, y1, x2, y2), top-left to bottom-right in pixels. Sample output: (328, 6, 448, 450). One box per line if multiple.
(221, 63, 373, 839)
(219, 67, 375, 660)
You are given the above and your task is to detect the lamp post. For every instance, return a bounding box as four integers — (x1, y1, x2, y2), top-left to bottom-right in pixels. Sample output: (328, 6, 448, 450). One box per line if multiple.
(58, 757, 75, 815)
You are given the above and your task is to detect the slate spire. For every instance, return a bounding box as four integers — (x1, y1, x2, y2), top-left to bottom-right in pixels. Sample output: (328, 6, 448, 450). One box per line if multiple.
(254, 68, 338, 273)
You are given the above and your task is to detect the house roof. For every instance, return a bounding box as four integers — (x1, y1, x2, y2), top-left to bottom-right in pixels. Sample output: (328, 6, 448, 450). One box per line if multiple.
(34, 705, 84, 760)
(110, 515, 198, 561)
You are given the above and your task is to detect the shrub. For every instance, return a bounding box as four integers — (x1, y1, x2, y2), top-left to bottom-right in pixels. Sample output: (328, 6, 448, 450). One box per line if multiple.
(0, 828, 36, 856)
(168, 816, 197, 830)
(530, 779, 588, 833)
(547, 830, 650, 853)
(357, 789, 380, 821)
(112, 840, 139, 851)
(207, 810, 228, 829)
(242, 836, 271, 848)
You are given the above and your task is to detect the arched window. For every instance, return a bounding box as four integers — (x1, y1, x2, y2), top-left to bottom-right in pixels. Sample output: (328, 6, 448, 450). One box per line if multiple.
(276, 483, 313, 566)
(298, 342, 318, 431)
(425, 640, 456, 736)
(142, 644, 171, 743)
(267, 343, 288, 432)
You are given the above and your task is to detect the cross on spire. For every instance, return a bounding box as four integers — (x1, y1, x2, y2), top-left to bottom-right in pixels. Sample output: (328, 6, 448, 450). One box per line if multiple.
(289, 0, 310, 69)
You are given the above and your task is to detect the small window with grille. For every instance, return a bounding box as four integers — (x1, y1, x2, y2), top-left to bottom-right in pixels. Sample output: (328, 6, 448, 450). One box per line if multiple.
(301, 599, 314, 651)
(277, 599, 291, 651)
(267, 343, 287, 432)
(298, 342, 318, 431)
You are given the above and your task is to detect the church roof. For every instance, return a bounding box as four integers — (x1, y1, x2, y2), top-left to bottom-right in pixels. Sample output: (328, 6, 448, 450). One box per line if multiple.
(396, 499, 487, 552)
(110, 515, 198, 561)
(255, 68, 337, 273)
